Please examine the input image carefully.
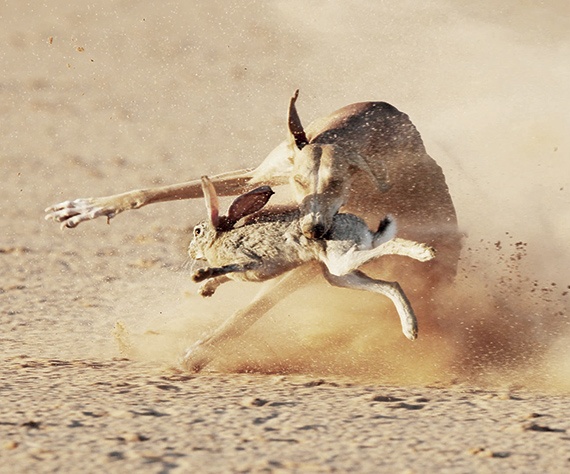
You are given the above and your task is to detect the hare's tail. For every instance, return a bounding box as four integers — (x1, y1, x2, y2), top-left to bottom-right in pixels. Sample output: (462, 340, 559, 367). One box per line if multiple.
(373, 215, 397, 247)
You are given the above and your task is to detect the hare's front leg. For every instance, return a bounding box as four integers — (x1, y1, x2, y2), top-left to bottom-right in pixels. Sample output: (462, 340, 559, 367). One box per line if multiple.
(192, 262, 259, 283)
(323, 269, 418, 341)
(197, 276, 230, 297)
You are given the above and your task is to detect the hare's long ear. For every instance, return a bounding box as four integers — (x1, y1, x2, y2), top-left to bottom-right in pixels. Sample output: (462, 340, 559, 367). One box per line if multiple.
(226, 186, 275, 227)
(201, 176, 220, 228)
(288, 89, 308, 150)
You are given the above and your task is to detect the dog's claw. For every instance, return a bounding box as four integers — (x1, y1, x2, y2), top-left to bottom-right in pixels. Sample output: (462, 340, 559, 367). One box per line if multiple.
(181, 341, 211, 372)
(45, 198, 118, 229)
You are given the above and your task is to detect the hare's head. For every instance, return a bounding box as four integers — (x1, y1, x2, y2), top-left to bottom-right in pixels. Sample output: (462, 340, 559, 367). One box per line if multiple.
(188, 176, 275, 260)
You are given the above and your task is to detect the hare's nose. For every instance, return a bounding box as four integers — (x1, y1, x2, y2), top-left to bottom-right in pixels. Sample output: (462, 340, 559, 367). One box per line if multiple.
(301, 213, 328, 239)
(311, 223, 326, 239)
(302, 223, 325, 239)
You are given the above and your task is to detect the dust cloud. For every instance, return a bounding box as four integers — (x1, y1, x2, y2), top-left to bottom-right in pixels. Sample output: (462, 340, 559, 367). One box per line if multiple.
(106, 1, 569, 391)
(117, 234, 569, 392)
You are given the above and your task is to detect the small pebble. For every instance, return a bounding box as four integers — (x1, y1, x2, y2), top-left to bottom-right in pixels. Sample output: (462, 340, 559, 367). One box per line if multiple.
(241, 397, 269, 407)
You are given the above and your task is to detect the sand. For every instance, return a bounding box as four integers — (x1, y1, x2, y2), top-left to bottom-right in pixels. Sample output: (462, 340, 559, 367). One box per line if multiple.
(2, 1, 570, 472)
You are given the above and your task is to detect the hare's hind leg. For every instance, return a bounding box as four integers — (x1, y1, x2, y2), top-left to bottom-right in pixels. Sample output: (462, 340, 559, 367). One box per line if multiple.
(380, 238, 436, 262)
(323, 238, 435, 277)
(182, 263, 320, 372)
(323, 269, 418, 341)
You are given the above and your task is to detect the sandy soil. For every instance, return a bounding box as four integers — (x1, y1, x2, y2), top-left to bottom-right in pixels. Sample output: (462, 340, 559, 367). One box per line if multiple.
(1, 1, 570, 472)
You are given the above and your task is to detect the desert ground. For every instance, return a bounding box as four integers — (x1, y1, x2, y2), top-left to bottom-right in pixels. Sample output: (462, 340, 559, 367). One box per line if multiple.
(1, 1, 570, 472)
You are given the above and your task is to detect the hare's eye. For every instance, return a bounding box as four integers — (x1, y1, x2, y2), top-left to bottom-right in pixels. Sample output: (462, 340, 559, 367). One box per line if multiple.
(194, 227, 201, 236)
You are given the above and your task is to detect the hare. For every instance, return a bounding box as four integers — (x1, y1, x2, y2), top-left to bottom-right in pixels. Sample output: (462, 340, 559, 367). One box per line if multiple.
(182, 176, 435, 372)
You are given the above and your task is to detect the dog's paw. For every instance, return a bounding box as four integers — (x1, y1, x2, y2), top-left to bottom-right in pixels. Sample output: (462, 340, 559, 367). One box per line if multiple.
(181, 343, 209, 373)
(45, 197, 116, 229)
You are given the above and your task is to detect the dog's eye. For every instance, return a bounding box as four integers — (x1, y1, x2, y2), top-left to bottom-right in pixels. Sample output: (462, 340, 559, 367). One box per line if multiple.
(293, 175, 308, 189)
(194, 227, 201, 236)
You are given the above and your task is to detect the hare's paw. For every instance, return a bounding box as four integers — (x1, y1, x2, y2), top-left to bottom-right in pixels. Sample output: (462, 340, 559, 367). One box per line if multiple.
(416, 244, 436, 262)
(197, 276, 229, 297)
(45, 197, 117, 229)
(198, 280, 217, 297)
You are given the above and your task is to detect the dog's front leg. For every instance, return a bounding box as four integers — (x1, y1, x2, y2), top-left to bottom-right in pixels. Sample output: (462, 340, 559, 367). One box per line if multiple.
(182, 264, 320, 372)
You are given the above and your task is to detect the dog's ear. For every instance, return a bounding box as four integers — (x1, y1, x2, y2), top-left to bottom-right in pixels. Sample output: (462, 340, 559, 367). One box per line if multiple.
(287, 89, 309, 150)
(226, 186, 275, 227)
(200, 176, 220, 228)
